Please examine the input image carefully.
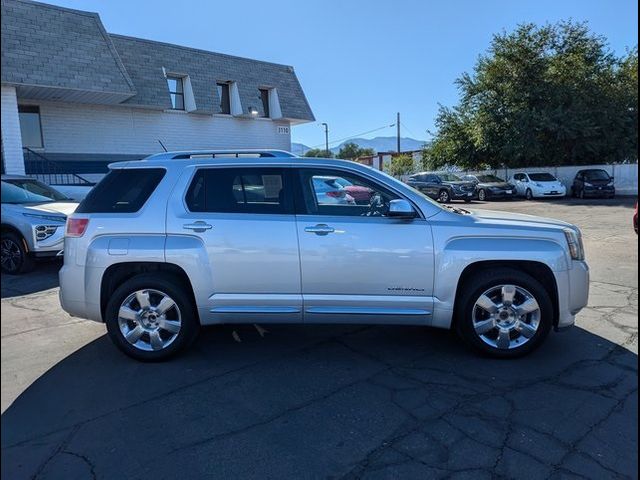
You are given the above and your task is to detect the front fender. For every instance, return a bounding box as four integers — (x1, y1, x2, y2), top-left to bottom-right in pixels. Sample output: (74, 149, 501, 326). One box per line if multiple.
(431, 236, 568, 328)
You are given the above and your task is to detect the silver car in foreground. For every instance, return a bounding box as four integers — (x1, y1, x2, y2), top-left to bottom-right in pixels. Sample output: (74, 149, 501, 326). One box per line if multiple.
(1, 175, 78, 274)
(59, 150, 589, 361)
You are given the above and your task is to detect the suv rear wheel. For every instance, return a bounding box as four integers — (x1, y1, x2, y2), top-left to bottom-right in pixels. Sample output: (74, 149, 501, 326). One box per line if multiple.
(1, 232, 34, 275)
(105, 273, 199, 361)
(455, 268, 552, 358)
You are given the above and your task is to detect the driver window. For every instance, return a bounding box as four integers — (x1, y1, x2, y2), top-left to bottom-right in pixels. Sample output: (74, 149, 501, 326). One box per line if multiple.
(298, 169, 400, 217)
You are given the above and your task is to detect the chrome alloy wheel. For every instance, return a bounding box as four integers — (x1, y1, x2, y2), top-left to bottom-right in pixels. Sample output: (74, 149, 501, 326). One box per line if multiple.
(472, 284, 541, 350)
(118, 289, 182, 352)
(1, 238, 23, 273)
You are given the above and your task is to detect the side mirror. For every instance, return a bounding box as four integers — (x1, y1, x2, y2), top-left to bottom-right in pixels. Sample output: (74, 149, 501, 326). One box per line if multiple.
(388, 199, 417, 219)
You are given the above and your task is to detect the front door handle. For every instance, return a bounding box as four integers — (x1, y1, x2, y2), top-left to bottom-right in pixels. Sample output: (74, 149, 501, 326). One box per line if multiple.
(183, 221, 213, 233)
(305, 224, 335, 236)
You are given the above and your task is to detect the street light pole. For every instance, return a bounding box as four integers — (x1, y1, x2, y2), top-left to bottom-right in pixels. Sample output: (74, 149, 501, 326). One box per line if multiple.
(321, 123, 329, 155)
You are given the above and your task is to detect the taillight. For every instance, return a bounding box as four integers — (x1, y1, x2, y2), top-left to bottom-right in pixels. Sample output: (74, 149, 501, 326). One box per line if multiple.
(326, 190, 344, 198)
(66, 218, 89, 237)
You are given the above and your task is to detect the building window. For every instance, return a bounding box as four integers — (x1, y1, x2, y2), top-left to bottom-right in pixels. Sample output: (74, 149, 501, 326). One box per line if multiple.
(18, 105, 43, 148)
(217, 82, 231, 114)
(166, 76, 185, 110)
(259, 88, 270, 117)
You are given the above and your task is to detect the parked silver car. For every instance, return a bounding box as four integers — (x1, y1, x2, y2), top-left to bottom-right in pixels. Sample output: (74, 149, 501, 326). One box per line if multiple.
(59, 150, 589, 361)
(1, 175, 78, 274)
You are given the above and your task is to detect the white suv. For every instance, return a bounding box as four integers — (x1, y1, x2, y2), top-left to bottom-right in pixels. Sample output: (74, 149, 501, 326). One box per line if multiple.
(59, 150, 589, 361)
(1, 175, 78, 274)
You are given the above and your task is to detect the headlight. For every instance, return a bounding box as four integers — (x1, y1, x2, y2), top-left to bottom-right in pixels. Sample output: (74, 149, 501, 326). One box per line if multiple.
(23, 213, 66, 223)
(34, 225, 59, 241)
(584, 182, 593, 187)
(564, 228, 585, 261)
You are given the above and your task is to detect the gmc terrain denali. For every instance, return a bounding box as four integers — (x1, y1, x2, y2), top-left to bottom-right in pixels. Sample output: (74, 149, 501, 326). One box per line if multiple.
(59, 150, 590, 361)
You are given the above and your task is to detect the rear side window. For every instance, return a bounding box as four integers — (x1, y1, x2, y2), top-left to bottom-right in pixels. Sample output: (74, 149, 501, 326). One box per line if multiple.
(185, 168, 293, 214)
(76, 168, 165, 213)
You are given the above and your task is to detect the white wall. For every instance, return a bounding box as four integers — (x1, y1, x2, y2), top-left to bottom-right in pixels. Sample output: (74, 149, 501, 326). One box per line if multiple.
(1, 86, 25, 174)
(25, 101, 292, 155)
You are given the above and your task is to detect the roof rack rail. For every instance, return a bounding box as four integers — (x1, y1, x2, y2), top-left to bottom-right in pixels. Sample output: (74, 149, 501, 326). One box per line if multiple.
(144, 149, 296, 161)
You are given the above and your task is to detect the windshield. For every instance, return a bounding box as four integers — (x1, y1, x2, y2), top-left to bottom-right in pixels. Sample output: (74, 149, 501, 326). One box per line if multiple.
(438, 173, 463, 182)
(583, 170, 610, 181)
(476, 175, 504, 183)
(529, 173, 557, 182)
(1, 179, 69, 204)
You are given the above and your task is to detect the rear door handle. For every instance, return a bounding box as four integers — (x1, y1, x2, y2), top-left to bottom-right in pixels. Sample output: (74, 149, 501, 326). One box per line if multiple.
(304, 224, 335, 236)
(183, 221, 213, 232)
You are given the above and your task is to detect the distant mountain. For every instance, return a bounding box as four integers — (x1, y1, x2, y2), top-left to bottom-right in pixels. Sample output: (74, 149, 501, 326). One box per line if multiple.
(291, 136, 425, 156)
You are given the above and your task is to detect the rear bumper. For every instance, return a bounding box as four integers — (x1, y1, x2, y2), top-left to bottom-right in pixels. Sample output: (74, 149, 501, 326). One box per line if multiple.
(59, 263, 103, 322)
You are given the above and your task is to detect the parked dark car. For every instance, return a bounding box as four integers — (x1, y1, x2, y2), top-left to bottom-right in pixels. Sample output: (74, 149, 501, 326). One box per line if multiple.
(571, 169, 615, 199)
(461, 174, 517, 201)
(406, 172, 476, 203)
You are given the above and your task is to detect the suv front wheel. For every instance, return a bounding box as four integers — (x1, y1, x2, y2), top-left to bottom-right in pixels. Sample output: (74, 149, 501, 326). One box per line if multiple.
(455, 268, 552, 358)
(105, 273, 199, 361)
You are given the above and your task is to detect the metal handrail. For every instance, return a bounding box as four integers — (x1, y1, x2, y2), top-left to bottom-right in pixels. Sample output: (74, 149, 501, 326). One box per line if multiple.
(23, 148, 94, 185)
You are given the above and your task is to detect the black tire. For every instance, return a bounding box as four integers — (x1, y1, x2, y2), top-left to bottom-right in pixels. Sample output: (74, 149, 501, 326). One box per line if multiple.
(1, 232, 35, 275)
(438, 189, 451, 203)
(455, 268, 553, 358)
(105, 273, 200, 361)
(477, 189, 487, 202)
(525, 189, 533, 200)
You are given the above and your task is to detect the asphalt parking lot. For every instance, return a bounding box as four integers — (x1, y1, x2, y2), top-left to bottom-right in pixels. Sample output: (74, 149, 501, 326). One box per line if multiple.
(1, 197, 637, 480)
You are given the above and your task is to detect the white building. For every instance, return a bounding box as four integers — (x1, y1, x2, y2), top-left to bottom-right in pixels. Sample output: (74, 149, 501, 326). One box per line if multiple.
(1, 0, 314, 180)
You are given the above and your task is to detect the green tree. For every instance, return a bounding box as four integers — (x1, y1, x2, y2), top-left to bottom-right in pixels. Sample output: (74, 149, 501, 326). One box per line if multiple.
(337, 142, 375, 160)
(303, 148, 333, 158)
(388, 154, 415, 177)
(428, 21, 638, 169)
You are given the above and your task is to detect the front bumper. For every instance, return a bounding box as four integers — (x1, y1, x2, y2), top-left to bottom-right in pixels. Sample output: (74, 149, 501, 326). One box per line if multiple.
(534, 190, 566, 198)
(451, 190, 475, 200)
(28, 226, 65, 256)
(486, 189, 517, 199)
(582, 186, 615, 197)
(555, 261, 590, 329)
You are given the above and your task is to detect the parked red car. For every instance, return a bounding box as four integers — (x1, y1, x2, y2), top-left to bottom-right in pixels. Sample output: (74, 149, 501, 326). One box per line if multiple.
(332, 178, 374, 204)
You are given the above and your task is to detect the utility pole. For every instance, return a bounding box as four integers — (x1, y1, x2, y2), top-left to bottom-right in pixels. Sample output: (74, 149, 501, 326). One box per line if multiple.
(396, 112, 401, 153)
(321, 123, 329, 155)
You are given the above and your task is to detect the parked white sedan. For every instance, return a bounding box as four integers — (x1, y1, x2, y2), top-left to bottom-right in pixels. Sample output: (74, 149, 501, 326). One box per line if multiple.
(510, 172, 566, 200)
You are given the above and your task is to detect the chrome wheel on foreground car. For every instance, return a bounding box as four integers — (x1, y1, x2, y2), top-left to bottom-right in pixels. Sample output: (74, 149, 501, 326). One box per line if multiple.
(118, 289, 182, 352)
(472, 284, 540, 350)
(105, 273, 199, 361)
(455, 268, 552, 358)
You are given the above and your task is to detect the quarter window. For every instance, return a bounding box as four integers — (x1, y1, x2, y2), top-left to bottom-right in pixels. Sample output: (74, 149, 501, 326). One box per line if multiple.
(298, 169, 400, 217)
(186, 168, 292, 214)
(18, 105, 43, 148)
(166, 76, 185, 110)
(217, 82, 231, 114)
(259, 88, 270, 117)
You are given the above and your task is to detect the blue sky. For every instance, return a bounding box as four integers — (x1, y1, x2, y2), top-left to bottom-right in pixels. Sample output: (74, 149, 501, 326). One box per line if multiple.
(48, 0, 638, 148)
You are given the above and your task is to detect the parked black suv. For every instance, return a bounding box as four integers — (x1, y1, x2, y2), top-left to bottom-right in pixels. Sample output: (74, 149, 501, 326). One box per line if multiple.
(571, 169, 615, 199)
(407, 172, 476, 203)
(461, 174, 517, 201)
